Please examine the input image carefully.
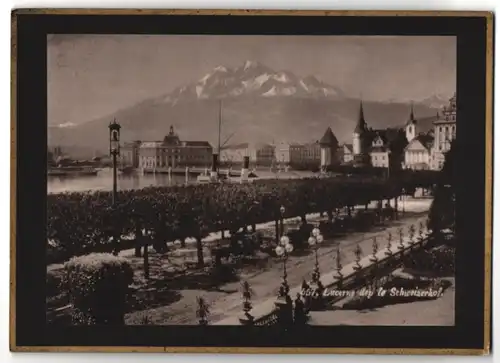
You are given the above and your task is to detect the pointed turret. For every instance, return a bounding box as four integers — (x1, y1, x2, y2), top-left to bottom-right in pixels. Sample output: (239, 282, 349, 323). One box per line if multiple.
(319, 127, 339, 171)
(405, 103, 417, 126)
(353, 101, 368, 156)
(354, 101, 368, 134)
(319, 127, 339, 147)
(405, 103, 418, 142)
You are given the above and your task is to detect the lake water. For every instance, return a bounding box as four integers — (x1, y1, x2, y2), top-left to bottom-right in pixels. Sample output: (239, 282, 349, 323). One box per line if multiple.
(47, 168, 318, 194)
(47, 168, 196, 194)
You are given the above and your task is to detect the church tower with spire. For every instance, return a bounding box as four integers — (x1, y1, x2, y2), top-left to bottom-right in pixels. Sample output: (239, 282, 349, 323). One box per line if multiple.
(405, 103, 417, 142)
(353, 101, 368, 155)
(352, 100, 372, 167)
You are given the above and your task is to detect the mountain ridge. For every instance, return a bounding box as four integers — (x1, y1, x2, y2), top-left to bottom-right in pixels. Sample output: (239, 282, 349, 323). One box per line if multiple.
(48, 60, 450, 156)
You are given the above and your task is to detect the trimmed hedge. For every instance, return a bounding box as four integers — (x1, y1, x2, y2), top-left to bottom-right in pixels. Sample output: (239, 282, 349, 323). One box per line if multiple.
(62, 253, 134, 325)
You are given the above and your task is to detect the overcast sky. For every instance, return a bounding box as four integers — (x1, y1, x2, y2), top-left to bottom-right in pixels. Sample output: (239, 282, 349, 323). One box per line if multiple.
(48, 35, 456, 126)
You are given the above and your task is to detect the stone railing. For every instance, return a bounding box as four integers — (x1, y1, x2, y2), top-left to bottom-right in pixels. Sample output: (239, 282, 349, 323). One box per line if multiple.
(214, 226, 432, 326)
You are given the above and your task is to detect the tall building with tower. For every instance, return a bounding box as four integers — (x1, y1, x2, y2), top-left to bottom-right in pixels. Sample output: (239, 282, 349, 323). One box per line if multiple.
(352, 102, 368, 156)
(403, 104, 435, 170)
(431, 92, 457, 170)
(405, 104, 417, 142)
(122, 125, 213, 170)
(401, 92, 457, 170)
(351, 102, 373, 167)
(351, 100, 409, 171)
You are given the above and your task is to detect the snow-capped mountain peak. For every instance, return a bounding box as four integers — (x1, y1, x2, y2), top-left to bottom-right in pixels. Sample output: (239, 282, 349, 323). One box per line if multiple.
(382, 93, 452, 108)
(274, 72, 290, 83)
(213, 65, 228, 73)
(165, 60, 345, 103)
(243, 60, 264, 71)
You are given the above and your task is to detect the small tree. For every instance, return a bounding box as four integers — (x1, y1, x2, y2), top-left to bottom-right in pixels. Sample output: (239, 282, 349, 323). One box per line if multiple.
(242, 281, 253, 314)
(63, 253, 134, 325)
(196, 296, 210, 325)
(240, 281, 254, 324)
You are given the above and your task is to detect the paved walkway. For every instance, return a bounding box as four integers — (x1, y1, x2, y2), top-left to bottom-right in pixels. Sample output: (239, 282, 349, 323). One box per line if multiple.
(213, 225, 432, 325)
(125, 198, 432, 325)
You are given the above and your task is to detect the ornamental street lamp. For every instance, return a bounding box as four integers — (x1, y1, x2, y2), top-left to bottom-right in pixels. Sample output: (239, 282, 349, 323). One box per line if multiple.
(308, 227, 324, 283)
(279, 205, 286, 237)
(108, 119, 121, 205)
(275, 235, 293, 301)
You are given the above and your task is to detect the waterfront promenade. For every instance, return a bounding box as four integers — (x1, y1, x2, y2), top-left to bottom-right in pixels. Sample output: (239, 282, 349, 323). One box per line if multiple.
(121, 199, 432, 325)
(47, 197, 433, 325)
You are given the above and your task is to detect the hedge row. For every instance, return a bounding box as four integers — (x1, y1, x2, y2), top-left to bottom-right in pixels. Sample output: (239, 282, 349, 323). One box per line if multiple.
(47, 176, 433, 263)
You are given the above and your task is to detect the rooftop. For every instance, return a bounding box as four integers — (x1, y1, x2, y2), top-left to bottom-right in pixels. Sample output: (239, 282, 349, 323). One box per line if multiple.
(319, 127, 339, 146)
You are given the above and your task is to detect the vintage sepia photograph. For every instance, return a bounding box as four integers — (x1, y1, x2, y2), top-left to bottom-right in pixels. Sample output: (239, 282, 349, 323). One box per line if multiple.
(45, 34, 459, 328)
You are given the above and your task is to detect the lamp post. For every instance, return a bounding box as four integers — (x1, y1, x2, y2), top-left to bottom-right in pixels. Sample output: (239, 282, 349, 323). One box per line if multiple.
(275, 234, 294, 327)
(108, 119, 121, 205)
(275, 235, 294, 301)
(307, 228, 325, 310)
(279, 205, 285, 237)
(308, 227, 324, 283)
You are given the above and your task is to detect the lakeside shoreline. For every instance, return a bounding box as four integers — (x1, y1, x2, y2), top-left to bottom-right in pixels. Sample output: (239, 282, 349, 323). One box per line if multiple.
(47, 168, 322, 194)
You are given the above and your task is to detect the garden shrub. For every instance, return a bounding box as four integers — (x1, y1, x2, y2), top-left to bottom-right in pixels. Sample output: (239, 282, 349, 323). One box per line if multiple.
(62, 253, 134, 325)
(404, 246, 455, 276)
